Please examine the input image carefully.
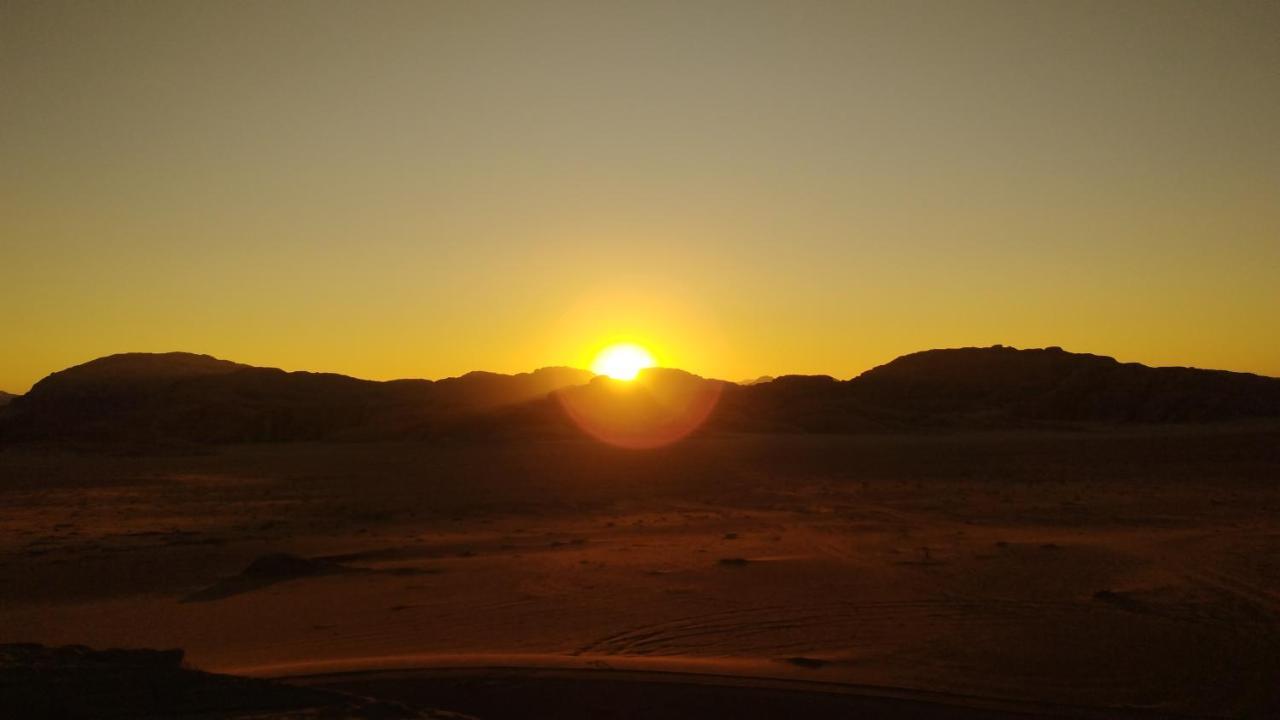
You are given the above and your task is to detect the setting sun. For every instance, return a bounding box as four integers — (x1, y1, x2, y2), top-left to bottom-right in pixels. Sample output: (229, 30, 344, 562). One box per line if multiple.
(591, 343, 656, 381)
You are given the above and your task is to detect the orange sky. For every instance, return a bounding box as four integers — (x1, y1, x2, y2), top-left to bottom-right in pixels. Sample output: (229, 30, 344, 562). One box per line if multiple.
(2, 1, 1278, 392)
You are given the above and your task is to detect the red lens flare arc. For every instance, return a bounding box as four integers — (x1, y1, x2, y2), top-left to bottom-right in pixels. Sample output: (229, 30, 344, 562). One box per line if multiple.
(556, 371, 722, 449)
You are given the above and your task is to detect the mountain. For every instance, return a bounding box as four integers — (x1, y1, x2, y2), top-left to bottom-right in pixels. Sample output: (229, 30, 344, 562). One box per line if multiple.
(0, 391, 15, 407)
(714, 345, 1280, 432)
(0, 352, 592, 443)
(2, 346, 1277, 445)
(467, 346, 1280, 442)
(846, 345, 1280, 424)
(714, 374, 866, 433)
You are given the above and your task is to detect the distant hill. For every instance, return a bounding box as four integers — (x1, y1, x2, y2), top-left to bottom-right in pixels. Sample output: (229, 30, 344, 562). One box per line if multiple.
(0, 352, 592, 443)
(714, 345, 1280, 432)
(0, 391, 15, 407)
(846, 346, 1280, 424)
(2, 346, 1277, 444)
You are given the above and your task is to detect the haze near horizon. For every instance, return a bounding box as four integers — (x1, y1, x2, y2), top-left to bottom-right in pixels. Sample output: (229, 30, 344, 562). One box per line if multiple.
(3, 0, 1278, 393)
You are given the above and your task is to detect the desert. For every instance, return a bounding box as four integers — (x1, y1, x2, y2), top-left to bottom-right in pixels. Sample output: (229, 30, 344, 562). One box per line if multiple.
(2, 349, 1279, 717)
(5, 2, 1278, 716)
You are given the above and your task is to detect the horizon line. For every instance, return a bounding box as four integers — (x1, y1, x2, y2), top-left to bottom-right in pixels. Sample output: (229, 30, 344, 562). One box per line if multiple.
(7, 344, 1278, 396)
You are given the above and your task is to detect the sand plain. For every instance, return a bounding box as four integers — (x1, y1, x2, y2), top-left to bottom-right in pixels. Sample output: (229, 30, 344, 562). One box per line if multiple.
(2, 427, 1278, 717)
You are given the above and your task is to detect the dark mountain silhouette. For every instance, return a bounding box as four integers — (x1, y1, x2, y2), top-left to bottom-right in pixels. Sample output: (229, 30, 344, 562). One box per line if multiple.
(715, 374, 868, 433)
(713, 345, 1280, 431)
(1, 346, 1277, 444)
(846, 345, 1280, 424)
(0, 391, 15, 407)
(0, 352, 591, 443)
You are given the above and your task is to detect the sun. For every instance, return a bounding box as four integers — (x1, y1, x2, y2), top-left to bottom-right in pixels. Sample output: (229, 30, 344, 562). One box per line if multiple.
(591, 343, 656, 381)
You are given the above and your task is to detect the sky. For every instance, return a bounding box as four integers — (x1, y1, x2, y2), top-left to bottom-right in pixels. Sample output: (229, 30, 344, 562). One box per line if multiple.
(2, 0, 1278, 392)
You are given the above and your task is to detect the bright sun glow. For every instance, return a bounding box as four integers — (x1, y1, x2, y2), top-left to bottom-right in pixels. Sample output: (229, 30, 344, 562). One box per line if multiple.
(591, 343, 656, 381)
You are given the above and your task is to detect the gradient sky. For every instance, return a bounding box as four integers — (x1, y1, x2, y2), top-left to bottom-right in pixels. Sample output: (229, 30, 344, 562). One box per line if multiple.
(3, 1, 1278, 392)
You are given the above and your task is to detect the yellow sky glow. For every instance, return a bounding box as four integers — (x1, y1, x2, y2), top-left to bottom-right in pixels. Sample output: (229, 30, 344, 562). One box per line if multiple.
(1, 2, 1278, 393)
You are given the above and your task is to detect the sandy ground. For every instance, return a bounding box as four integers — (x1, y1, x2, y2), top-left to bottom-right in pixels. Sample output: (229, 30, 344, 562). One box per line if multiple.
(2, 427, 1279, 717)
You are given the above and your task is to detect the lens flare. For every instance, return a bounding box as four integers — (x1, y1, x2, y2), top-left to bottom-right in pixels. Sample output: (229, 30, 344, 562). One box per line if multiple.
(556, 368, 722, 449)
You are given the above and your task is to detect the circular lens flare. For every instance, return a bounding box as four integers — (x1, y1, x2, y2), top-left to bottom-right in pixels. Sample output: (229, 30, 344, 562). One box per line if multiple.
(591, 343, 655, 381)
(556, 368, 723, 449)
